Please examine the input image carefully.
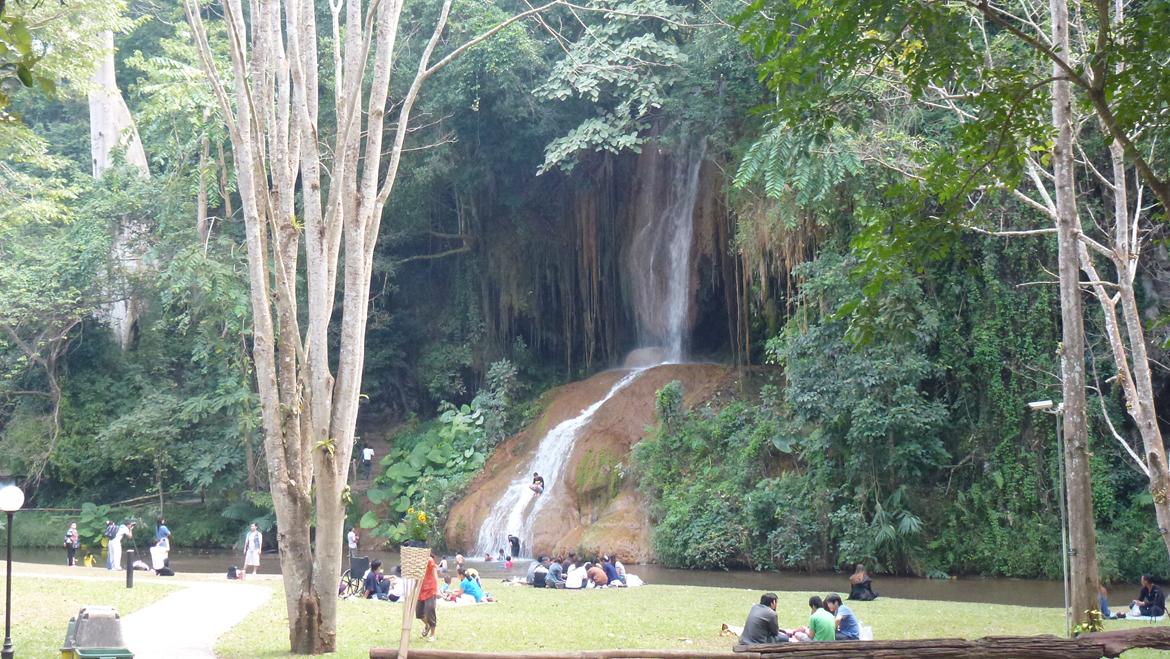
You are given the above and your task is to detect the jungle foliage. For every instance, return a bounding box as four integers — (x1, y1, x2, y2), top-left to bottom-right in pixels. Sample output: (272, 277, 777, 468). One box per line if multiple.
(0, 0, 1166, 589)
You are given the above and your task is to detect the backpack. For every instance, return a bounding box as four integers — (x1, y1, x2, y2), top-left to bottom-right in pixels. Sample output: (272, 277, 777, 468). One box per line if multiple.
(104, 524, 117, 539)
(227, 565, 239, 580)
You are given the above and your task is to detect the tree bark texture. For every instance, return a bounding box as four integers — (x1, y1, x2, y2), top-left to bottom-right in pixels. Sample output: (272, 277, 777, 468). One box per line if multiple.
(1050, 0, 1100, 630)
(89, 29, 151, 351)
(183, 0, 564, 652)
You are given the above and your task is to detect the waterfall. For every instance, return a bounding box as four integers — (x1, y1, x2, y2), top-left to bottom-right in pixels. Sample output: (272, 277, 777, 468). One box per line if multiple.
(474, 368, 646, 557)
(471, 138, 706, 558)
(626, 139, 707, 362)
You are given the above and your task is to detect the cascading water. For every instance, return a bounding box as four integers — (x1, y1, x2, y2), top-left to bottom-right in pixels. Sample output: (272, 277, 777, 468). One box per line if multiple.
(626, 138, 707, 361)
(474, 368, 646, 557)
(473, 139, 706, 557)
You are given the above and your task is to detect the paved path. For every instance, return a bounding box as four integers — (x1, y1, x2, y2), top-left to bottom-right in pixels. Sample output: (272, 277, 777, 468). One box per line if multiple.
(121, 582, 271, 658)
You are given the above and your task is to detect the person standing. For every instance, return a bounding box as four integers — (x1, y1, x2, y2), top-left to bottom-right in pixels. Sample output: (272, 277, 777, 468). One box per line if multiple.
(64, 522, 80, 566)
(416, 553, 439, 641)
(155, 517, 171, 550)
(103, 520, 117, 569)
(361, 445, 375, 480)
(153, 517, 172, 570)
(110, 521, 134, 571)
(243, 523, 263, 578)
(347, 525, 359, 557)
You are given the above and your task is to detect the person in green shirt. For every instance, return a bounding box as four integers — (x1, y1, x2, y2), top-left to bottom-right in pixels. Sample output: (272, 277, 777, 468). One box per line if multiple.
(808, 595, 837, 641)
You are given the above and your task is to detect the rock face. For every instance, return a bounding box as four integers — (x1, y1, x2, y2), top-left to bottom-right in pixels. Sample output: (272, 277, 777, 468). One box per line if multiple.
(445, 362, 733, 562)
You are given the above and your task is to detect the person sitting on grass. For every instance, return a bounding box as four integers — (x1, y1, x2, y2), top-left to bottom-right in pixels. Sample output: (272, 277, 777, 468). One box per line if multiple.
(739, 593, 790, 645)
(363, 559, 390, 600)
(824, 593, 860, 640)
(1132, 575, 1166, 617)
(602, 555, 623, 586)
(460, 567, 484, 602)
(587, 561, 609, 587)
(848, 563, 878, 601)
(528, 556, 549, 587)
(565, 561, 588, 589)
(808, 596, 836, 641)
(1099, 584, 1120, 619)
(546, 556, 565, 588)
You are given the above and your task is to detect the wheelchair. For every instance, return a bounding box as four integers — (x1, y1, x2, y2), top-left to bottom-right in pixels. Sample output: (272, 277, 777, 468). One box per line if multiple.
(339, 555, 369, 598)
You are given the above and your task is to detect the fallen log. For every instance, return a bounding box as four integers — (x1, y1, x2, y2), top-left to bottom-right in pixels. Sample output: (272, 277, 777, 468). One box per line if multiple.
(370, 650, 756, 659)
(369, 626, 1170, 659)
(731, 625, 1170, 658)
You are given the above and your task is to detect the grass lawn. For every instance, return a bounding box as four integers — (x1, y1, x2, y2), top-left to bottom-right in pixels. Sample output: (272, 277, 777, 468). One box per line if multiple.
(5, 573, 180, 656)
(214, 583, 1170, 658)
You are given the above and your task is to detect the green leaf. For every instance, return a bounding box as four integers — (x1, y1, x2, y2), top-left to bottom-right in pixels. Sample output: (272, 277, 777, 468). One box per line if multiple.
(359, 510, 379, 529)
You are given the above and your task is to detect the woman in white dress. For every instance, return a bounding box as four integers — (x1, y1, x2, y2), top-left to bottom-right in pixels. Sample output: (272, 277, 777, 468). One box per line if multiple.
(243, 523, 262, 578)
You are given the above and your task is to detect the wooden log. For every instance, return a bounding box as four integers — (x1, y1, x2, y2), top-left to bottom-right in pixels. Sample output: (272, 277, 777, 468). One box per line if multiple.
(369, 627, 1170, 659)
(1081, 626, 1170, 657)
(371, 650, 756, 659)
(732, 626, 1170, 658)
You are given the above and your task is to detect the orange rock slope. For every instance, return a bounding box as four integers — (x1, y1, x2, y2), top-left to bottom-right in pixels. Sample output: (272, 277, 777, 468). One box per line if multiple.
(444, 362, 733, 562)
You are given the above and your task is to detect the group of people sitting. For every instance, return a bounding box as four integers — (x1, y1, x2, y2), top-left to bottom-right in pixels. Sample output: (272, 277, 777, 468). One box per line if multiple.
(1099, 575, 1166, 619)
(740, 592, 863, 645)
(526, 552, 637, 589)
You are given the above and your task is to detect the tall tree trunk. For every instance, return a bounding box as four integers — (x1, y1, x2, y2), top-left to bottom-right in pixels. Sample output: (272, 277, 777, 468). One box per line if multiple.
(1051, 0, 1099, 629)
(89, 29, 150, 350)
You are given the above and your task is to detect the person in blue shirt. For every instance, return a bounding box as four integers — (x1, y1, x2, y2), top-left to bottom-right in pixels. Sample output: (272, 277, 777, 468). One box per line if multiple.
(602, 556, 622, 586)
(363, 559, 390, 599)
(459, 567, 484, 602)
(824, 594, 860, 640)
(155, 517, 171, 550)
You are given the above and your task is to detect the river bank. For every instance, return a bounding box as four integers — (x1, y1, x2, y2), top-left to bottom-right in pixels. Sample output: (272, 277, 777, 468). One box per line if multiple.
(11, 547, 1067, 607)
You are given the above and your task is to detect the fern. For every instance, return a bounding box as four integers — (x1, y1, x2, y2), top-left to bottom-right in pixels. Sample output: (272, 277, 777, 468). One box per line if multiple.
(734, 121, 862, 211)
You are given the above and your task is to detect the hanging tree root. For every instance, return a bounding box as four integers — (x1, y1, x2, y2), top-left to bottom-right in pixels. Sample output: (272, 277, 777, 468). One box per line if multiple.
(369, 626, 1170, 659)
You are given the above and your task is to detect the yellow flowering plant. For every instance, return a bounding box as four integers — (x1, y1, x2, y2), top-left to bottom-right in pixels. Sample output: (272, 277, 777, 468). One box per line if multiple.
(399, 505, 433, 544)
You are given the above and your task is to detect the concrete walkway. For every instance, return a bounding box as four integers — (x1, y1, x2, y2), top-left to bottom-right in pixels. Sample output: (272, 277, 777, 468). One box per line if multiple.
(121, 582, 271, 658)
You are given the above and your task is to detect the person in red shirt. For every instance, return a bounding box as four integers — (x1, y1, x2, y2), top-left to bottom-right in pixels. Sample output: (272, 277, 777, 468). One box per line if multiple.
(415, 555, 439, 641)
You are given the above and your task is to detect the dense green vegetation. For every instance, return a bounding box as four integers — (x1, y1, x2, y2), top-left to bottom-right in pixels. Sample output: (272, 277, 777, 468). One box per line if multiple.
(2, 0, 1168, 592)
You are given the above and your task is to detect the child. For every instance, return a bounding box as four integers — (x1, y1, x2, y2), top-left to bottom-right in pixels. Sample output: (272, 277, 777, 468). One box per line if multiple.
(504, 555, 513, 569)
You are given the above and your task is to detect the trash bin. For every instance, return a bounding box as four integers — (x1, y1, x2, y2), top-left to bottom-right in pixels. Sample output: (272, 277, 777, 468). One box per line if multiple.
(72, 649, 134, 659)
(60, 606, 133, 659)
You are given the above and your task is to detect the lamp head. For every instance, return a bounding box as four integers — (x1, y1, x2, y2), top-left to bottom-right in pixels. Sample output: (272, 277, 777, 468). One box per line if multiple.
(1027, 400, 1055, 411)
(0, 484, 24, 512)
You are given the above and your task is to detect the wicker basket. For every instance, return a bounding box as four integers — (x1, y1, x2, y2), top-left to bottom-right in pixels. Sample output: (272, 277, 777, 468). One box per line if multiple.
(400, 544, 430, 579)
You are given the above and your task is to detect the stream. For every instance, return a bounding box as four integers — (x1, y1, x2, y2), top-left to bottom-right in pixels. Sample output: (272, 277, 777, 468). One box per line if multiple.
(13, 547, 1067, 607)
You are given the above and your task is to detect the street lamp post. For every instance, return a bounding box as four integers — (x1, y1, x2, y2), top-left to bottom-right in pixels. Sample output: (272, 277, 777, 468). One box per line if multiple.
(0, 484, 25, 659)
(1029, 400, 1070, 637)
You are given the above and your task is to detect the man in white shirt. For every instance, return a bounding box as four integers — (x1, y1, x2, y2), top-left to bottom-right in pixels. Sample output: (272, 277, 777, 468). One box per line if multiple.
(347, 526, 359, 557)
(110, 521, 135, 571)
(361, 446, 375, 480)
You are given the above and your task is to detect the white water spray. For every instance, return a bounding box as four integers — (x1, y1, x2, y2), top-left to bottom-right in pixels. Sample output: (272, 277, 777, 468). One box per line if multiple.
(474, 368, 646, 557)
